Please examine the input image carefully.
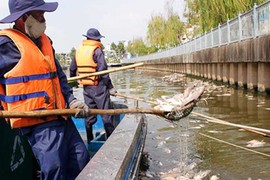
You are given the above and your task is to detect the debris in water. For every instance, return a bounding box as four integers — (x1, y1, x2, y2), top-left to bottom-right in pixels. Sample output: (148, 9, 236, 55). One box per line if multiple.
(164, 147, 171, 154)
(210, 175, 220, 180)
(246, 139, 265, 148)
(159, 161, 211, 180)
(208, 130, 223, 134)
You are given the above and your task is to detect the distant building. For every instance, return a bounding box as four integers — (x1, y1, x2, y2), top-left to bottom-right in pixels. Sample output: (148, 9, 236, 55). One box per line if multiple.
(181, 25, 196, 43)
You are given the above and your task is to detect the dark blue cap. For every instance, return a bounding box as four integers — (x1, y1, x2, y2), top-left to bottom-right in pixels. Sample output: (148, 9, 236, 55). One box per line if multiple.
(0, 0, 58, 23)
(83, 28, 105, 40)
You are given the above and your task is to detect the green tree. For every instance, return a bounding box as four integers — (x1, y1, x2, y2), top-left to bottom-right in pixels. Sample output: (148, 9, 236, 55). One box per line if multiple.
(165, 7, 184, 47)
(147, 15, 166, 49)
(127, 38, 149, 56)
(184, 0, 266, 34)
(55, 53, 61, 61)
(147, 4, 184, 50)
(69, 47, 76, 58)
(116, 41, 125, 56)
(110, 42, 117, 52)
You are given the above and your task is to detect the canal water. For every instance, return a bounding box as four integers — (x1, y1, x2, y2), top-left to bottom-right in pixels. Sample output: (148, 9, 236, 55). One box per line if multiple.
(109, 69, 270, 180)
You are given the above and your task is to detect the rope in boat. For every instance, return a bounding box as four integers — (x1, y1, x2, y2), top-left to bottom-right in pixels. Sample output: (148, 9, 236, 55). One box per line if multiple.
(200, 133, 270, 158)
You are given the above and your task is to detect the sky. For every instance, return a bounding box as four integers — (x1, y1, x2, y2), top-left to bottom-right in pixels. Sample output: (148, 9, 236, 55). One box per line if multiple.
(0, 0, 185, 53)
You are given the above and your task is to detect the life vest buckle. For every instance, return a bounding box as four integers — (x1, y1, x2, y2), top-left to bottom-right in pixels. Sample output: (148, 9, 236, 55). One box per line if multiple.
(44, 96, 50, 104)
(50, 72, 57, 79)
(22, 76, 29, 82)
(19, 94, 27, 101)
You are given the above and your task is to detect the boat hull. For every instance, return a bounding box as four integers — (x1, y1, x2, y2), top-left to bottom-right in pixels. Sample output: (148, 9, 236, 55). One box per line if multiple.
(76, 113, 147, 180)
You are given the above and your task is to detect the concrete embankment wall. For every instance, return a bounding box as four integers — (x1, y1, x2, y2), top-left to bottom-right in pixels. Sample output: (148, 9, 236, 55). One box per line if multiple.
(140, 34, 270, 94)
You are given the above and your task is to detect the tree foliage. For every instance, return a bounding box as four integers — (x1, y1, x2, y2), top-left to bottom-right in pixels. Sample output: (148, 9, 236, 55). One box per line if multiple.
(110, 41, 126, 56)
(110, 42, 117, 52)
(147, 6, 184, 50)
(69, 47, 76, 58)
(127, 38, 149, 56)
(147, 15, 166, 49)
(184, 0, 266, 33)
(166, 8, 185, 47)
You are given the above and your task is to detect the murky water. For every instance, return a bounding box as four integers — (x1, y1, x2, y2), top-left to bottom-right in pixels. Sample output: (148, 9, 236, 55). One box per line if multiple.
(109, 69, 270, 180)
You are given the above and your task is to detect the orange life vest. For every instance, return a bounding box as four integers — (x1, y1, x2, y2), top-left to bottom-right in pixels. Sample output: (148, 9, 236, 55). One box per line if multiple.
(0, 29, 66, 128)
(75, 40, 100, 85)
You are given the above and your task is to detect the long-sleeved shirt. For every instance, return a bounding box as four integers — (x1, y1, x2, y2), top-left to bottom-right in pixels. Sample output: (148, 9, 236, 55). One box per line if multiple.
(69, 47, 114, 89)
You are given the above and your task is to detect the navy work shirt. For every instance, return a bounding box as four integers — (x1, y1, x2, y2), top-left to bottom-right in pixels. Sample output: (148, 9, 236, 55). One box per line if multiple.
(69, 47, 114, 89)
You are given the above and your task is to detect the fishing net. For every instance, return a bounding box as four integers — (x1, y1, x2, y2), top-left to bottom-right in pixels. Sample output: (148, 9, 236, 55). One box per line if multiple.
(164, 102, 195, 121)
(156, 85, 205, 121)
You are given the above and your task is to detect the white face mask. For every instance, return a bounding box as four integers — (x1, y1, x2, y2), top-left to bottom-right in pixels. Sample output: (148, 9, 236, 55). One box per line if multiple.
(24, 15, 46, 39)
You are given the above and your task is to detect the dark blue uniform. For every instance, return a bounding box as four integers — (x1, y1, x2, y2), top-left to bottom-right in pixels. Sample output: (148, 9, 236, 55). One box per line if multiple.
(0, 30, 90, 180)
(70, 47, 115, 142)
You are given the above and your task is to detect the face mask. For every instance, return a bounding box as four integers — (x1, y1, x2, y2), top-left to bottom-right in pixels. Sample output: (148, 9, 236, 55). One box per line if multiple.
(24, 15, 46, 39)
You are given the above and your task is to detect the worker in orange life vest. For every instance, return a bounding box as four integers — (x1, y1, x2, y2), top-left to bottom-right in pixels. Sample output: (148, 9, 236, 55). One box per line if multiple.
(70, 28, 117, 143)
(0, 0, 90, 179)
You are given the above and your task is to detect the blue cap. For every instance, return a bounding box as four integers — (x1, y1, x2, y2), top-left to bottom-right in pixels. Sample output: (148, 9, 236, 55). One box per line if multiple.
(0, 0, 58, 23)
(83, 28, 105, 40)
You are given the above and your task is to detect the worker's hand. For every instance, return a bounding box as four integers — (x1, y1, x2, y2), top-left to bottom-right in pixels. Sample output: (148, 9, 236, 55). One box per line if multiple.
(109, 88, 118, 96)
(69, 99, 89, 118)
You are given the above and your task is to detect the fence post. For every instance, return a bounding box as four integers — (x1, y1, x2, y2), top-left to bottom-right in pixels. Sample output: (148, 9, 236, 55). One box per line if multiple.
(238, 13, 242, 41)
(218, 23, 221, 46)
(253, 3, 258, 37)
(227, 19, 230, 44)
(205, 32, 207, 49)
(211, 28, 213, 48)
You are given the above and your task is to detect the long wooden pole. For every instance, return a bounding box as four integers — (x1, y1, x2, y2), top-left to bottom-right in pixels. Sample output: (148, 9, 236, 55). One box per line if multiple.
(0, 102, 197, 121)
(68, 62, 144, 82)
(0, 108, 165, 119)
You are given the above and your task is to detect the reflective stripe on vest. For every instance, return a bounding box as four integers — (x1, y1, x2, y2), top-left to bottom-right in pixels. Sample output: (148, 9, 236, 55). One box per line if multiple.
(76, 40, 100, 85)
(0, 29, 66, 128)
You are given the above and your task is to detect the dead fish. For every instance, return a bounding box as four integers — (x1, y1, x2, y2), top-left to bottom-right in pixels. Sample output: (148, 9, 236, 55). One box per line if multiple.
(183, 86, 193, 98)
(178, 86, 205, 107)
(155, 86, 205, 111)
(159, 161, 211, 180)
(164, 147, 171, 154)
(210, 175, 220, 180)
(208, 130, 222, 134)
(246, 139, 265, 148)
(153, 135, 163, 140)
(216, 93, 231, 97)
(154, 104, 175, 111)
(193, 170, 211, 179)
(166, 98, 183, 106)
(156, 141, 166, 148)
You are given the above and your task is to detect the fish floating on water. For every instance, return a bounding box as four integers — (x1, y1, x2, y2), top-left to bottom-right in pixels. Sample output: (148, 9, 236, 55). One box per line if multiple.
(246, 139, 265, 148)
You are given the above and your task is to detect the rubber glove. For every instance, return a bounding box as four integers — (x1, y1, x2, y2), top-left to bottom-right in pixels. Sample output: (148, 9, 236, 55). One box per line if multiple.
(109, 88, 118, 96)
(69, 99, 89, 118)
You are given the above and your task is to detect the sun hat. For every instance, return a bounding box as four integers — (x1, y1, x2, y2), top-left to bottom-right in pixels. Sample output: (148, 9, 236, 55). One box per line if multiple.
(0, 0, 58, 23)
(83, 28, 105, 40)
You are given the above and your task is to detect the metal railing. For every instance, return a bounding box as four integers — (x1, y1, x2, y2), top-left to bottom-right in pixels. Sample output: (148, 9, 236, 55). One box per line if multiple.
(123, 1, 270, 63)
